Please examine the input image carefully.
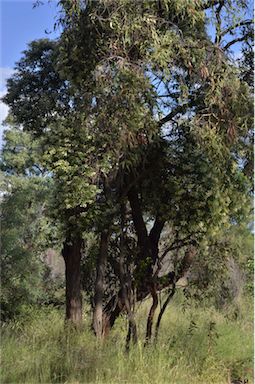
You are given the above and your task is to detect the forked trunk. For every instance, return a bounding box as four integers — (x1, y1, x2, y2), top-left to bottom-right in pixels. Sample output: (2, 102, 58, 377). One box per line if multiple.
(62, 236, 83, 327)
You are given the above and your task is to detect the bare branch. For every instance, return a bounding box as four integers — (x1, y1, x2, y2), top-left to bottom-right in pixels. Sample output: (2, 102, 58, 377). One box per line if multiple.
(220, 20, 253, 37)
(158, 104, 189, 127)
(223, 33, 252, 50)
(153, 234, 195, 278)
(158, 91, 204, 127)
(156, 93, 180, 99)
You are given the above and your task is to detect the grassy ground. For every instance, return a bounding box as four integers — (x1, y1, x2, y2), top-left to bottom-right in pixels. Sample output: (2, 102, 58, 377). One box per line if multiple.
(1, 294, 253, 384)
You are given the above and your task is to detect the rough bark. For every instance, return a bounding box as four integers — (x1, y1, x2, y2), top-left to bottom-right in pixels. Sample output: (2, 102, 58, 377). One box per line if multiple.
(62, 236, 83, 327)
(93, 229, 109, 339)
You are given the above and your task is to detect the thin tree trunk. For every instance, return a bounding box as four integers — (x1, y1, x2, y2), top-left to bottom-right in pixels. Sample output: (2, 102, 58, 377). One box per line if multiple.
(123, 283, 138, 350)
(126, 314, 138, 351)
(119, 202, 137, 350)
(154, 285, 175, 342)
(93, 229, 109, 339)
(62, 236, 83, 327)
(145, 283, 158, 345)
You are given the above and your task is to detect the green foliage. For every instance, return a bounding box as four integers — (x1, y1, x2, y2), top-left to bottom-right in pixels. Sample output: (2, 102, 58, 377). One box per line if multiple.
(186, 223, 254, 306)
(142, 124, 251, 243)
(4, 1, 252, 235)
(43, 117, 100, 218)
(0, 126, 62, 320)
(0, 177, 51, 320)
(3, 39, 71, 134)
(1, 124, 44, 176)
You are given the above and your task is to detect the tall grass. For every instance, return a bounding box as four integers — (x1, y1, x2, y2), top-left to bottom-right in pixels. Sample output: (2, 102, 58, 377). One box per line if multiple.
(1, 294, 253, 384)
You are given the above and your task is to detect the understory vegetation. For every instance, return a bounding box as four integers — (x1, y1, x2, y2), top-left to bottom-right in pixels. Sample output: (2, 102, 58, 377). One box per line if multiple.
(2, 294, 253, 384)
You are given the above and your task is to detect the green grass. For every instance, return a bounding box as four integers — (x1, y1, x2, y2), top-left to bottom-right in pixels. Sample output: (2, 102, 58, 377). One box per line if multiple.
(1, 295, 253, 384)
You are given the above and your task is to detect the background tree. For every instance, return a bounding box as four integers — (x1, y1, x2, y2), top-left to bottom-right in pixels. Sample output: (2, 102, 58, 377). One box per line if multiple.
(0, 124, 60, 320)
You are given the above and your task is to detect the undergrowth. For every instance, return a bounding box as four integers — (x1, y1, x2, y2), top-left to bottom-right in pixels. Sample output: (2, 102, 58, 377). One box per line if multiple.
(1, 294, 253, 384)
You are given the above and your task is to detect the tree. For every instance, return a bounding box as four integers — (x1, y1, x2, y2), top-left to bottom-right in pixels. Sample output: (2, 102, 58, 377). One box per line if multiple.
(3, 39, 96, 325)
(0, 125, 57, 320)
(185, 221, 254, 309)
(3, 0, 253, 337)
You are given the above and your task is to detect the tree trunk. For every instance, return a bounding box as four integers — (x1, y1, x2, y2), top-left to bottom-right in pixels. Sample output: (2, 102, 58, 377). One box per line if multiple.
(101, 187, 165, 336)
(145, 283, 158, 345)
(119, 202, 138, 351)
(62, 236, 83, 327)
(93, 230, 109, 339)
(155, 285, 175, 342)
(126, 314, 138, 351)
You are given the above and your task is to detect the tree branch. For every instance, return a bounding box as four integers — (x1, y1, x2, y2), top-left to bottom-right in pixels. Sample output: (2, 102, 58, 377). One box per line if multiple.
(159, 235, 194, 262)
(127, 186, 148, 248)
(149, 216, 165, 246)
(158, 92, 204, 127)
(149, 216, 165, 264)
(153, 235, 195, 278)
(201, 0, 221, 10)
(154, 284, 176, 341)
(220, 20, 253, 37)
(223, 33, 252, 50)
(215, 1, 224, 44)
(158, 104, 189, 127)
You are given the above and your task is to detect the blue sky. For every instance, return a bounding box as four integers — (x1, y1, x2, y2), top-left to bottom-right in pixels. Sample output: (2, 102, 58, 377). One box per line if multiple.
(0, 0, 61, 145)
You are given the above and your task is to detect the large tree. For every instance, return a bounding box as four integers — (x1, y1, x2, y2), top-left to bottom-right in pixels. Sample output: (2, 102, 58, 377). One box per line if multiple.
(3, 0, 253, 337)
